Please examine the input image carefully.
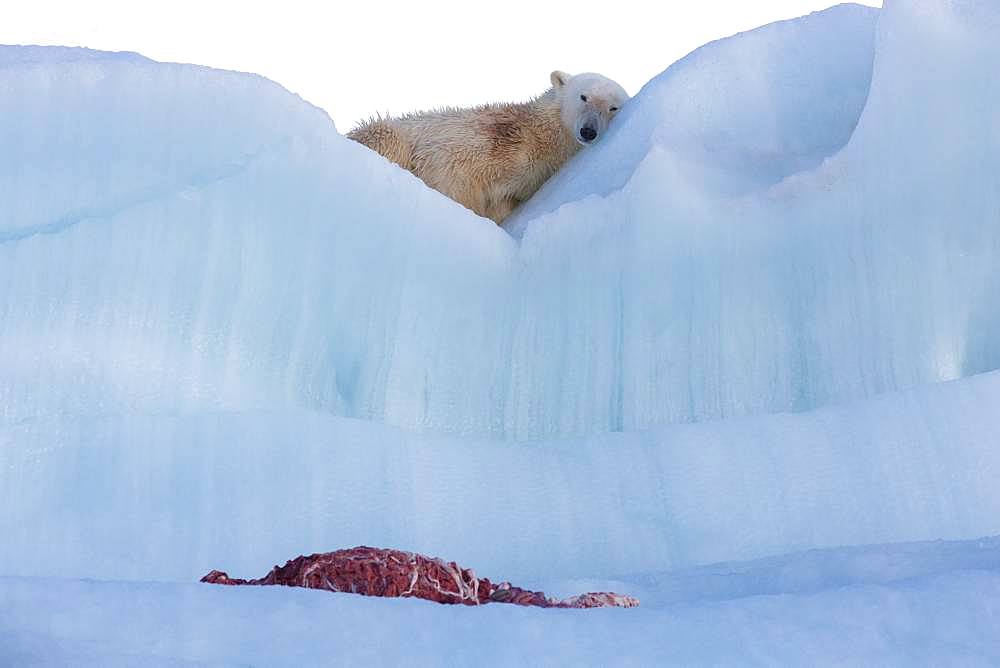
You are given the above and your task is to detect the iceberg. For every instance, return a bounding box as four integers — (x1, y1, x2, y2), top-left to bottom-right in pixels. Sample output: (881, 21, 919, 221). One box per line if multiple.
(2, 2, 998, 439)
(3, 0, 1000, 663)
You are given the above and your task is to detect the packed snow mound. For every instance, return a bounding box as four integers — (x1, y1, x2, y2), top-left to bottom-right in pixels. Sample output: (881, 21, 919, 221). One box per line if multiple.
(4, 536, 1000, 666)
(624, 534, 1000, 608)
(0, 45, 333, 242)
(4, 370, 1000, 583)
(506, 3, 880, 228)
(0, 45, 151, 66)
(2, 1, 999, 439)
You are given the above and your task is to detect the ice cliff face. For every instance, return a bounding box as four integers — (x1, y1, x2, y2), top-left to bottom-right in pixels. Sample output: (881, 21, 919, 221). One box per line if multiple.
(2, 3, 998, 440)
(1, 0, 1000, 586)
(4, 370, 1000, 583)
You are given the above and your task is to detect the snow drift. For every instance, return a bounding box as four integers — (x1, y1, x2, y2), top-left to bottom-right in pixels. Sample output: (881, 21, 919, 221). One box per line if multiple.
(4, 536, 1000, 666)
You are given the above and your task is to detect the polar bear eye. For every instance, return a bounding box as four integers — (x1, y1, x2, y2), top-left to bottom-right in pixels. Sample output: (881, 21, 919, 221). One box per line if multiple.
(610, 106, 619, 112)
(580, 95, 587, 102)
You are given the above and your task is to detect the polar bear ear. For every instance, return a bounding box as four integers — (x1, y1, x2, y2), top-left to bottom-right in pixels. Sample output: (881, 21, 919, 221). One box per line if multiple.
(550, 71, 570, 89)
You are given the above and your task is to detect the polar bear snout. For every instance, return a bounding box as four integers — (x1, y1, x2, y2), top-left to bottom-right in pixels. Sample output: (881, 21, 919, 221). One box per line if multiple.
(575, 111, 604, 146)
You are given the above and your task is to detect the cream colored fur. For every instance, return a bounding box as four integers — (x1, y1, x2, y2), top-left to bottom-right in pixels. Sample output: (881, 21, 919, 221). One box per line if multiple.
(347, 71, 627, 224)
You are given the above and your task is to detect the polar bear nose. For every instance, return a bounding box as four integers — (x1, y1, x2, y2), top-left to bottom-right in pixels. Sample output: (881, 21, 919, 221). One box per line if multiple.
(580, 126, 597, 142)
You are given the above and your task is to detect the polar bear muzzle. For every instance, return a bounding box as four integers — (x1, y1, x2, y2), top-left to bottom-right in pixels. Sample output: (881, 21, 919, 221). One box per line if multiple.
(575, 111, 604, 145)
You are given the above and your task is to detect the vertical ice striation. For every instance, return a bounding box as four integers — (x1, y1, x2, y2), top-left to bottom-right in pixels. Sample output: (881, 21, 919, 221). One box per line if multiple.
(1, 1, 999, 442)
(505, 0, 1000, 436)
(0, 46, 517, 432)
(2, 0, 1000, 602)
(515, 0, 1000, 435)
(3, 370, 1000, 582)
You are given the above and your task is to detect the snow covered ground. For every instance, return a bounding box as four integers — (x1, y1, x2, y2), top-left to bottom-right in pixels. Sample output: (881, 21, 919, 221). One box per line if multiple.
(4, 537, 1000, 666)
(3, 0, 1000, 663)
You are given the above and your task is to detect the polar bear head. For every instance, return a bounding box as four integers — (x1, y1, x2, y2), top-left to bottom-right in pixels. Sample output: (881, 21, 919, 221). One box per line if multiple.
(551, 71, 629, 146)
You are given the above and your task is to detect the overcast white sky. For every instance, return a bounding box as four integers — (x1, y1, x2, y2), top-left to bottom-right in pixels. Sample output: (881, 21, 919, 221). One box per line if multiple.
(2, 1, 881, 131)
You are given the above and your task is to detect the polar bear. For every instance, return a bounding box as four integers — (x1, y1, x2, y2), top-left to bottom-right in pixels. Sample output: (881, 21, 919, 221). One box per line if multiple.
(347, 71, 628, 224)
